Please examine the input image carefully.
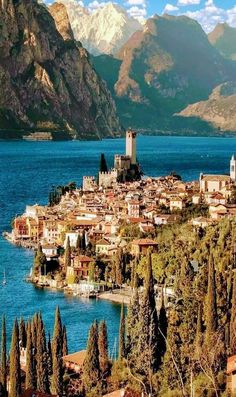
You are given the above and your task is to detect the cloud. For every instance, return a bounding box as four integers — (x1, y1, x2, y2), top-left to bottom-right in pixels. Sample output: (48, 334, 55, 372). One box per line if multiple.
(126, 0, 146, 5)
(163, 3, 179, 13)
(77, 0, 84, 5)
(183, 0, 236, 32)
(178, 0, 200, 5)
(127, 5, 147, 19)
(88, 0, 108, 11)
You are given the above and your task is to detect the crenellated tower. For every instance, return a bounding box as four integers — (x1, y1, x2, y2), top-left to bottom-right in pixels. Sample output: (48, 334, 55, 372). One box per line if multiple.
(126, 129, 137, 165)
(230, 154, 236, 182)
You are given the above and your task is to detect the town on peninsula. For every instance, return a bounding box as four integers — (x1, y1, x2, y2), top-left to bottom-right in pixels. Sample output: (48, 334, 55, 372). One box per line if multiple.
(3, 130, 236, 397)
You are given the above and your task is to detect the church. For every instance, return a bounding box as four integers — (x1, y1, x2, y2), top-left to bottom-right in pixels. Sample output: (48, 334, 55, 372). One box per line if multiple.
(200, 155, 236, 193)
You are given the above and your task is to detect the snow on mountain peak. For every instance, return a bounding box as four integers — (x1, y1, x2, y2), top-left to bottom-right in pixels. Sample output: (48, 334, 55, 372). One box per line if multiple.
(54, 0, 142, 55)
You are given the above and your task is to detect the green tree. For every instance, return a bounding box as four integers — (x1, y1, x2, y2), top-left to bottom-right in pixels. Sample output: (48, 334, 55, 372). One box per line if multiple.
(99, 153, 108, 173)
(25, 322, 36, 390)
(52, 307, 63, 396)
(119, 303, 126, 360)
(83, 321, 100, 392)
(19, 318, 27, 348)
(230, 271, 236, 354)
(36, 314, 49, 393)
(159, 290, 168, 357)
(195, 302, 204, 356)
(9, 320, 21, 397)
(98, 321, 109, 377)
(205, 254, 218, 341)
(126, 287, 140, 363)
(137, 249, 159, 383)
(62, 325, 68, 357)
(0, 317, 7, 396)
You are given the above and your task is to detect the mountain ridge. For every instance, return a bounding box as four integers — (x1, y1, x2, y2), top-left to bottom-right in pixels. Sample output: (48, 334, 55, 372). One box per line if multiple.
(56, 0, 142, 55)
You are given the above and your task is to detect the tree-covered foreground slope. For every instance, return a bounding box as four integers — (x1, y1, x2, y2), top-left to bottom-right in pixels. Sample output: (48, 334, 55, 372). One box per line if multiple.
(0, 0, 121, 139)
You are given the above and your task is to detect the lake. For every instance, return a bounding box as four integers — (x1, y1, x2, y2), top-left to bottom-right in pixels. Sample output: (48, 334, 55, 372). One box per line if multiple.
(0, 135, 236, 351)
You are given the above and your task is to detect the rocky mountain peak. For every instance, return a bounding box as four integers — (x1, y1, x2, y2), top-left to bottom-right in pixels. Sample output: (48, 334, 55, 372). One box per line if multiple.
(0, 0, 121, 139)
(54, 0, 142, 55)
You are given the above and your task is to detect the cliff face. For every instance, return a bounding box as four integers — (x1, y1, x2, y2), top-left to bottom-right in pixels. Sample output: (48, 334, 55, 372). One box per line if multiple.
(92, 15, 236, 133)
(0, 0, 121, 139)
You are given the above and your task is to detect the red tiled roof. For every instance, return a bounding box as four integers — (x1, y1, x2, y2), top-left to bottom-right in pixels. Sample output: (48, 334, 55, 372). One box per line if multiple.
(62, 350, 87, 366)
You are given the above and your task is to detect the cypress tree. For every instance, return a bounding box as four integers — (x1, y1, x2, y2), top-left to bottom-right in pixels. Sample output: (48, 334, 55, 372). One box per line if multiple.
(19, 318, 27, 348)
(81, 230, 86, 253)
(47, 332, 53, 377)
(118, 303, 125, 360)
(1, 316, 7, 396)
(99, 153, 108, 173)
(52, 307, 63, 396)
(36, 314, 49, 393)
(25, 322, 36, 390)
(115, 248, 124, 287)
(64, 237, 71, 271)
(230, 272, 236, 354)
(98, 321, 109, 376)
(62, 325, 68, 357)
(195, 302, 203, 355)
(159, 290, 168, 357)
(9, 320, 21, 397)
(83, 321, 100, 392)
(138, 249, 159, 376)
(205, 254, 218, 340)
(126, 286, 140, 359)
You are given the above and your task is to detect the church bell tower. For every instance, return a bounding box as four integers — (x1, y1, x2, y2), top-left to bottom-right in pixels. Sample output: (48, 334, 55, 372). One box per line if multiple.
(126, 129, 137, 165)
(230, 154, 236, 182)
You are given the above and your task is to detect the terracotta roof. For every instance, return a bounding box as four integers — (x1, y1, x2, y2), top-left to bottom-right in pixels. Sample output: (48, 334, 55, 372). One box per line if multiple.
(62, 350, 87, 366)
(78, 255, 93, 262)
(132, 238, 158, 246)
(201, 174, 230, 182)
(96, 239, 110, 246)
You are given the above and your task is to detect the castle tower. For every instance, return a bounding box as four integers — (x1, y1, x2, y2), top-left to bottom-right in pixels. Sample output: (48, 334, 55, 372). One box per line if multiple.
(230, 155, 236, 182)
(126, 128, 137, 165)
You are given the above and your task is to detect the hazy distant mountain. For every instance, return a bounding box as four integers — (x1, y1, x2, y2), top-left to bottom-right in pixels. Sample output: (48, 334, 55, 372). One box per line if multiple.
(178, 82, 236, 132)
(0, 0, 121, 139)
(56, 0, 142, 55)
(208, 23, 236, 61)
(93, 14, 236, 133)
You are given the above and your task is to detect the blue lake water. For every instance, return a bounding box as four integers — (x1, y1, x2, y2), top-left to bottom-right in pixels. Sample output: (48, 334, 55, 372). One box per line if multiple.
(1, 135, 236, 351)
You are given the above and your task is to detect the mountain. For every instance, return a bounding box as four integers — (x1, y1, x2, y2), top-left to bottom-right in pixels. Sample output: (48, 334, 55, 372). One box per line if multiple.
(208, 23, 236, 61)
(178, 82, 236, 132)
(92, 14, 236, 133)
(56, 0, 142, 55)
(0, 0, 121, 140)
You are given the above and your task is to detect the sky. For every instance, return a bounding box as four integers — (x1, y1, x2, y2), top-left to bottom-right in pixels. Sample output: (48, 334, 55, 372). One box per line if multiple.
(78, 0, 236, 32)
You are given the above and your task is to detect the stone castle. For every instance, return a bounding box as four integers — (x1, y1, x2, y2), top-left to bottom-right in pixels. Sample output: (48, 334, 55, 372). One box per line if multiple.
(83, 129, 141, 190)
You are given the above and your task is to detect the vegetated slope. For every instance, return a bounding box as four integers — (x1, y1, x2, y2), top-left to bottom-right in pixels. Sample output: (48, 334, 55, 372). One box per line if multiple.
(93, 15, 236, 134)
(178, 82, 236, 132)
(0, 0, 121, 139)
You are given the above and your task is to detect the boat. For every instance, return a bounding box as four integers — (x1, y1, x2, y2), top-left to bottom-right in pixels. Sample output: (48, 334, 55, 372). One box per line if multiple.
(2, 270, 6, 286)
